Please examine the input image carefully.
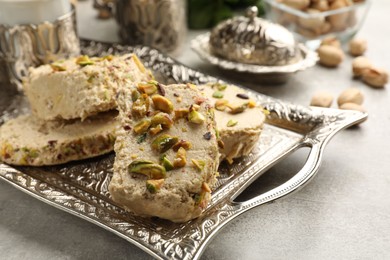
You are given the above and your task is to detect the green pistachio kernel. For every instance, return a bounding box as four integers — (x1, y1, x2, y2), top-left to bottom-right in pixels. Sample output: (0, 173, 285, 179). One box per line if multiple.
(173, 147, 187, 168)
(227, 119, 238, 127)
(217, 84, 227, 91)
(151, 134, 179, 153)
(152, 95, 173, 113)
(160, 155, 174, 171)
(227, 103, 248, 114)
(212, 91, 224, 99)
(76, 55, 94, 66)
(191, 159, 206, 172)
(128, 160, 166, 179)
(188, 110, 206, 124)
(133, 119, 151, 134)
(138, 82, 157, 95)
(146, 179, 165, 193)
(131, 89, 141, 102)
(50, 63, 66, 72)
(151, 112, 173, 129)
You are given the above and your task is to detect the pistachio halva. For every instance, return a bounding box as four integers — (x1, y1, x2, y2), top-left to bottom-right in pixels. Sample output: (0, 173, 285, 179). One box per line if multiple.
(23, 54, 152, 121)
(199, 83, 265, 164)
(0, 111, 118, 166)
(109, 83, 220, 222)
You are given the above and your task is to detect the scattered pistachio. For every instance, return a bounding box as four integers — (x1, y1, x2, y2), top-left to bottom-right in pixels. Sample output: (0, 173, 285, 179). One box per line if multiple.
(216, 84, 227, 91)
(212, 91, 224, 99)
(226, 103, 248, 114)
(131, 154, 138, 159)
(76, 55, 94, 66)
(362, 67, 388, 88)
(337, 88, 364, 106)
(215, 99, 228, 111)
(160, 155, 174, 171)
(280, 0, 310, 10)
(188, 110, 206, 124)
(50, 63, 66, 72)
(131, 89, 141, 102)
(349, 38, 367, 56)
(152, 95, 173, 113)
(146, 179, 165, 193)
(339, 102, 367, 113)
(192, 159, 206, 172)
(172, 140, 192, 151)
(151, 134, 179, 153)
(189, 104, 201, 112)
(247, 100, 256, 108)
(317, 45, 344, 67)
(202, 182, 211, 193)
(310, 91, 334, 108)
(194, 192, 204, 205)
(227, 119, 238, 127)
(138, 82, 157, 95)
(320, 36, 341, 49)
(102, 55, 114, 61)
(194, 96, 207, 105)
(174, 108, 189, 120)
(149, 124, 163, 136)
(173, 147, 187, 168)
(352, 56, 372, 77)
(181, 127, 188, 132)
(134, 119, 151, 134)
(151, 112, 173, 129)
(157, 83, 166, 96)
(132, 94, 150, 118)
(236, 93, 249, 100)
(137, 133, 147, 144)
(218, 140, 225, 149)
(128, 160, 166, 179)
(132, 54, 146, 73)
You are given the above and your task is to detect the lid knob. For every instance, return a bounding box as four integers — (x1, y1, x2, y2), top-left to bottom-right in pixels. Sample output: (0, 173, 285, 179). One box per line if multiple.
(246, 6, 258, 21)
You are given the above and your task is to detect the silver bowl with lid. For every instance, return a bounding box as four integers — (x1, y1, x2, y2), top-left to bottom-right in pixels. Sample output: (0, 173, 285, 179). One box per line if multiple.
(191, 6, 318, 84)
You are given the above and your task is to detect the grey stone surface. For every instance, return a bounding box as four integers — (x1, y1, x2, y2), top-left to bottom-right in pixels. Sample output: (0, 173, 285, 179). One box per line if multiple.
(1, 0, 390, 259)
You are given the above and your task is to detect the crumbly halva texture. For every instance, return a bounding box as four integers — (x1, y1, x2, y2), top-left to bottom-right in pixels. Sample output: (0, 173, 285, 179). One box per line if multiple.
(23, 54, 153, 121)
(109, 83, 219, 222)
(199, 83, 266, 164)
(0, 111, 118, 166)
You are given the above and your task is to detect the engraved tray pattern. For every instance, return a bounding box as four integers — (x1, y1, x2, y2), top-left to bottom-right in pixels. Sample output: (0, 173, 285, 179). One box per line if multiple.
(0, 40, 367, 260)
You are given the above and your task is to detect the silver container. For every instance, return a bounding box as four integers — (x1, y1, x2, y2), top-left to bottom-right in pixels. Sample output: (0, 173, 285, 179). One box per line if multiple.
(0, 7, 80, 90)
(114, 0, 186, 55)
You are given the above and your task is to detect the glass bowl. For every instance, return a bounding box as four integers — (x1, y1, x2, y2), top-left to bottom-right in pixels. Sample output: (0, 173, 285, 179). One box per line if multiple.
(264, 0, 371, 49)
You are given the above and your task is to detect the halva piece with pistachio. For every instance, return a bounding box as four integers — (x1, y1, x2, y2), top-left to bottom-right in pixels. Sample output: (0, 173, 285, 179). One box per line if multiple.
(23, 54, 153, 121)
(109, 83, 219, 222)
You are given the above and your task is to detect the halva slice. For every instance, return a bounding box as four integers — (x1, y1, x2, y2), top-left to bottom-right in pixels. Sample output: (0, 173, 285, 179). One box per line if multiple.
(0, 111, 118, 166)
(109, 83, 219, 222)
(199, 83, 266, 164)
(23, 54, 153, 121)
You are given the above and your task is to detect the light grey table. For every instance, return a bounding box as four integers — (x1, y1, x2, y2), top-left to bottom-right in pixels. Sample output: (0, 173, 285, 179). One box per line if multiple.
(1, 1, 389, 259)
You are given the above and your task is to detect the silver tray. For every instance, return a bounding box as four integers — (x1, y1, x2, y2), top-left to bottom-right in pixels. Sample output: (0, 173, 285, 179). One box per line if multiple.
(0, 39, 366, 260)
(191, 33, 318, 84)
